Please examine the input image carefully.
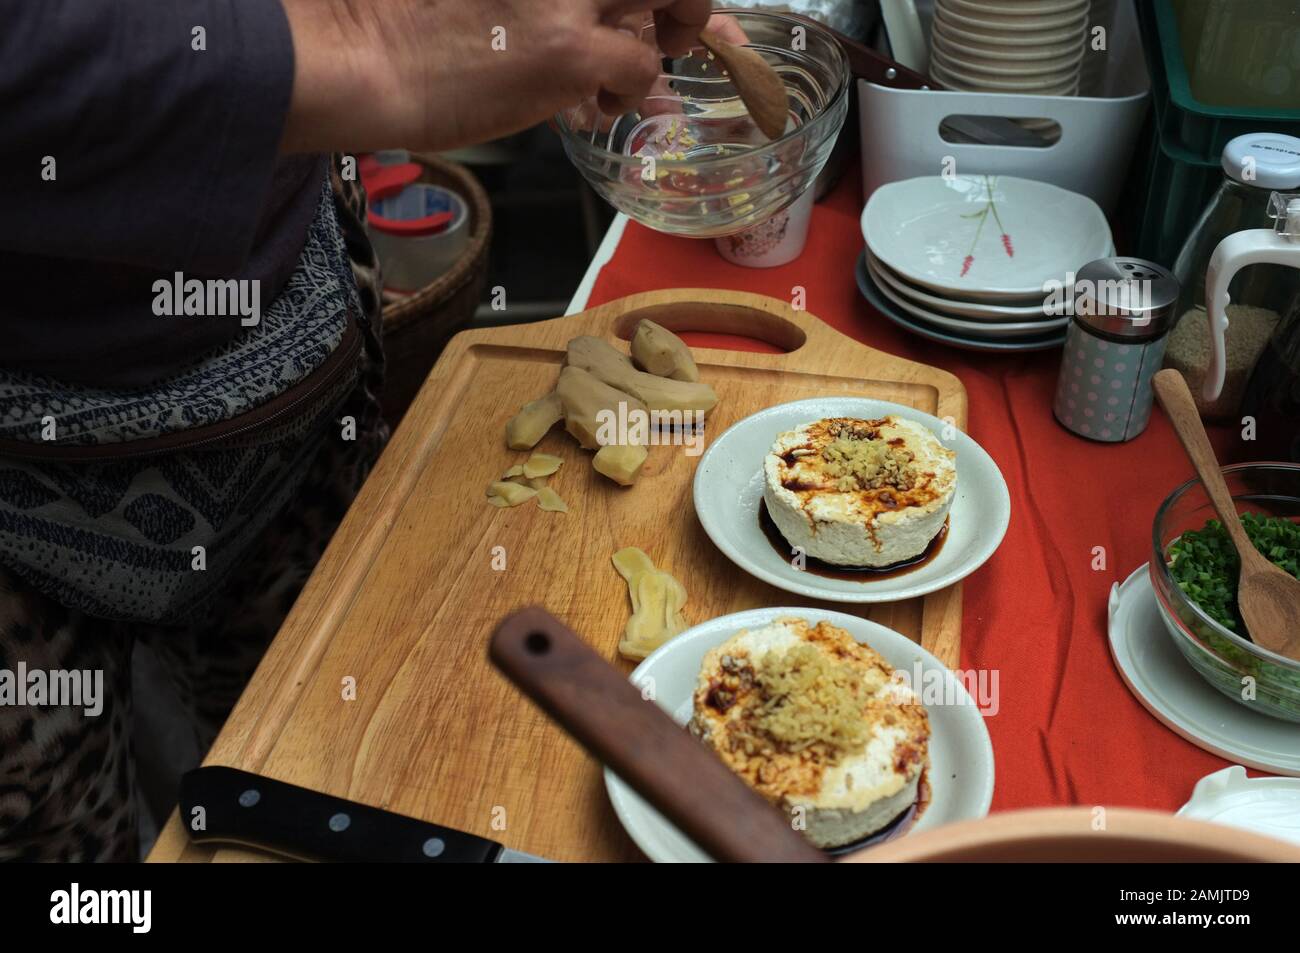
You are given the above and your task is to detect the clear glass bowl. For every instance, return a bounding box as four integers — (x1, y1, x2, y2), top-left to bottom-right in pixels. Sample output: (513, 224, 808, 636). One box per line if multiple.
(1149, 462, 1300, 723)
(554, 10, 849, 239)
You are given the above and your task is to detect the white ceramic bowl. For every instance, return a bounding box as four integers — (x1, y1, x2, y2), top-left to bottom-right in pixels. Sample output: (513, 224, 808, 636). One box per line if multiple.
(942, 0, 1089, 15)
(932, 35, 1086, 77)
(934, 14, 1089, 47)
(931, 59, 1080, 94)
(936, 3, 1088, 33)
(931, 27, 1086, 63)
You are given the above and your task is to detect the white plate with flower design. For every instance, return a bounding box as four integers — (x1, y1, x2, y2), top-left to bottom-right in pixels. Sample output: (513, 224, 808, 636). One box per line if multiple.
(861, 175, 1112, 300)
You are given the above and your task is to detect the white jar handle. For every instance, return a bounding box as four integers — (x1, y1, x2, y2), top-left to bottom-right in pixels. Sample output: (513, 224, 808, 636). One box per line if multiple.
(1203, 228, 1300, 402)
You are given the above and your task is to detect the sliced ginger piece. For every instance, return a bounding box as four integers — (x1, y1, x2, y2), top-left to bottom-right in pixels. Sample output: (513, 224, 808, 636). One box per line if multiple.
(487, 481, 538, 506)
(502, 464, 526, 478)
(486, 495, 509, 508)
(593, 443, 648, 486)
(612, 547, 657, 586)
(506, 392, 563, 450)
(523, 453, 563, 478)
(612, 547, 688, 660)
(537, 486, 568, 513)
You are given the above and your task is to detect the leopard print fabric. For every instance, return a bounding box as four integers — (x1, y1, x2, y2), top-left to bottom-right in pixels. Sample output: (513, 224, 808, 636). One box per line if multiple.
(0, 155, 387, 861)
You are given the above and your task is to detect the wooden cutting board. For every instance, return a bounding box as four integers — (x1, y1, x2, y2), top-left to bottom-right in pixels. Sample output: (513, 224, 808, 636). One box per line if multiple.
(148, 289, 967, 863)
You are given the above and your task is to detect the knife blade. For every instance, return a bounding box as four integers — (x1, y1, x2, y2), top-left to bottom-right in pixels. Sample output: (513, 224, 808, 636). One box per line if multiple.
(180, 766, 554, 863)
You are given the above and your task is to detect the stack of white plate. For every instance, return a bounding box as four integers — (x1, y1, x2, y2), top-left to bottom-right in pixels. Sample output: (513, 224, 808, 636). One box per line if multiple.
(858, 174, 1113, 352)
(930, 0, 1091, 103)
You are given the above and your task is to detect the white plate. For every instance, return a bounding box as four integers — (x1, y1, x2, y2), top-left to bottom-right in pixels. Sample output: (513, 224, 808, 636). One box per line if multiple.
(858, 251, 1068, 353)
(867, 250, 1059, 320)
(1178, 767, 1300, 846)
(861, 175, 1112, 299)
(604, 607, 997, 862)
(693, 397, 1011, 603)
(1107, 566, 1300, 776)
(865, 254, 1069, 337)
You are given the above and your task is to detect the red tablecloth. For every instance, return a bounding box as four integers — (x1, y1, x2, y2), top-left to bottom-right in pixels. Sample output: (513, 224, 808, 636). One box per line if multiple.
(586, 172, 1242, 813)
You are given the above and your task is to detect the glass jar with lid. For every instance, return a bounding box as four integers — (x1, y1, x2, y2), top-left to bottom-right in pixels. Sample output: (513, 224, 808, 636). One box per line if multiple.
(1165, 133, 1300, 418)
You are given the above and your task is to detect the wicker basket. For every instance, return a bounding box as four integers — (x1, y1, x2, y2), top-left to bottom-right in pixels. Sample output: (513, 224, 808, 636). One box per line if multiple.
(377, 154, 492, 424)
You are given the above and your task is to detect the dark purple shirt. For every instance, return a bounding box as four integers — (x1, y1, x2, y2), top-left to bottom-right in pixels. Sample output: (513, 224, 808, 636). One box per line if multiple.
(0, 0, 324, 387)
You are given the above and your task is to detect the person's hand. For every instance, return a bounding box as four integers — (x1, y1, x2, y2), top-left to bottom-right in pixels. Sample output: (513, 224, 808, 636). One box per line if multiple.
(280, 0, 713, 153)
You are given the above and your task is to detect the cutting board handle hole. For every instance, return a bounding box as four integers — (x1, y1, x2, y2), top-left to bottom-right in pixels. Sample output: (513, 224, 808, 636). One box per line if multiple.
(525, 632, 551, 655)
(612, 303, 806, 355)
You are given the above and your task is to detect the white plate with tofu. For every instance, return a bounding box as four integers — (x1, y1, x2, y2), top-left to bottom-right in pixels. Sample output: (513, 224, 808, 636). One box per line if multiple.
(604, 607, 996, 862)
(693, 397, 1010, 603)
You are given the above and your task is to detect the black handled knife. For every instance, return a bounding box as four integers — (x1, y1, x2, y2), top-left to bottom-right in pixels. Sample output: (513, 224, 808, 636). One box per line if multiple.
(179, 766, 552, 863)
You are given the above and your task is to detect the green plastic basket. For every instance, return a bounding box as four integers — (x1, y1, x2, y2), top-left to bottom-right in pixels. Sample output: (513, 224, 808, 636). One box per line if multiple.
(1124, 0, 1300, 266)
(1142, 0, 1300, 164)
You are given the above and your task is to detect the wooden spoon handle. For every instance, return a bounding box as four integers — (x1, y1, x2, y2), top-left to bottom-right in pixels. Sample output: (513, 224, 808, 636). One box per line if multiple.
(489, 607, 826, 863)
(696, 30, 789, 141)
(697, 29, 725, 58)
(1152, 369, 1258, 563)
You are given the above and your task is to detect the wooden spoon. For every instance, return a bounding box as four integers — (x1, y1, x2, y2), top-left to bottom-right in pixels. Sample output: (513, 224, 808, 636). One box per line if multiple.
(697, 31, 789, 140)
(1153, 369, 1300, 661)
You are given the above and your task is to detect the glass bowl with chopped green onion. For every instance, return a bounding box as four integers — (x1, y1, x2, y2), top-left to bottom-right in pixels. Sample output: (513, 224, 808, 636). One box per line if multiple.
(1150, 462, 1300, 723)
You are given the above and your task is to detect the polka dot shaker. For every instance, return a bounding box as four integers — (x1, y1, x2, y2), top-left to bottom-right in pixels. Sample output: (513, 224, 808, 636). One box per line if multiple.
(1053, 257, 1180, 442)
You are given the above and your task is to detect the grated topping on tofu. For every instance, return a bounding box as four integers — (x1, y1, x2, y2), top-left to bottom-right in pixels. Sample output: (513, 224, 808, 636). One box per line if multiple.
(739, 643, 871, 756)
(821, 436, 918, 492)
(692, 620, 930, 808)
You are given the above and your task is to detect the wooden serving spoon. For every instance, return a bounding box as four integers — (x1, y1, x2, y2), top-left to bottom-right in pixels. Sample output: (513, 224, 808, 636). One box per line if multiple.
(697, 31, 789, 141)
(1153, 368, 1300, 661)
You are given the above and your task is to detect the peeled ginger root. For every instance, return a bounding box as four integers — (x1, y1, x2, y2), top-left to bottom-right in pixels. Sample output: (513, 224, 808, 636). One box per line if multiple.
(631, 318, 700, 382)
(612, 547, 688, 660)
(566, 336, 717, 415)
(556, 365, 648, 450)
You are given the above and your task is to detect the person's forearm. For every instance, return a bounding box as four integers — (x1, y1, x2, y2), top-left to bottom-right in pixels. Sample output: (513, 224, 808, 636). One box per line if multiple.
(277, 0, 710, 157)
(279, 0, 403, 154)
